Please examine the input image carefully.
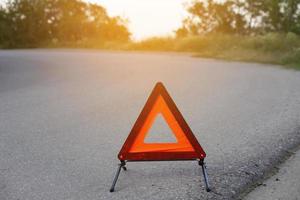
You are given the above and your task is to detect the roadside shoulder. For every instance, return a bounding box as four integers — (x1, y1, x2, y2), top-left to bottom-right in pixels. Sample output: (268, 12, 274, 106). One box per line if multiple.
(243, 148, 300, 200)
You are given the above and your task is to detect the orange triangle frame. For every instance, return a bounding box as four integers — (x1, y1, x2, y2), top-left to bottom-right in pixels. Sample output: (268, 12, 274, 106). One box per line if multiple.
(118, 82, 206, 161)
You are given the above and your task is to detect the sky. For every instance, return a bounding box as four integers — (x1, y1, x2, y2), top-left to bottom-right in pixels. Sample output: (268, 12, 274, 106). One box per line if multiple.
(87, 0, 188, 40)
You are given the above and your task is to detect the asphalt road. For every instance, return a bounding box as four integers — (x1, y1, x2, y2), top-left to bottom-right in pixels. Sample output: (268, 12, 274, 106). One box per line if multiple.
(244, 147, 300, 200)
(0, 50, 300, 200)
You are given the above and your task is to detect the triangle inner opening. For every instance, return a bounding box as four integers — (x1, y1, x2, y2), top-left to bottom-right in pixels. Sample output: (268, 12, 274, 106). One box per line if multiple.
(144, 113, 178, 143)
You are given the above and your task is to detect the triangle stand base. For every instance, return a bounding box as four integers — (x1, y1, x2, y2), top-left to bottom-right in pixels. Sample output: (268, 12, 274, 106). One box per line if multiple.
(109, 159, 211, 192)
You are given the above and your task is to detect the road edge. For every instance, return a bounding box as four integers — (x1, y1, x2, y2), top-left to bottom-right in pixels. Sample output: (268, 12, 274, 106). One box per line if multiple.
(235, 127, 300, 200)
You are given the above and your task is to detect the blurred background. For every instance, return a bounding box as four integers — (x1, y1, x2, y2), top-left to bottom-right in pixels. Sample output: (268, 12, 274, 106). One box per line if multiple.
(0, 0, 300, 68)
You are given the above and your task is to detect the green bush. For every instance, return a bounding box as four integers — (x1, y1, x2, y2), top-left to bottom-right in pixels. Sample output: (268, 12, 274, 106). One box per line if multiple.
(238, 33, 298, 52)
(281, 48, 300, 67)
(175, 36, 208, 51)
(286, 32, 300, 49)
(175, 34, 242, 52)
(130, 37, 175, 51)
(124, 33, 300, 69)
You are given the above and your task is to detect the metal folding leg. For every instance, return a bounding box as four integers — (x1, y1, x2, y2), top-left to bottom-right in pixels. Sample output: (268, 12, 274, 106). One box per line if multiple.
(199, 160, 211, 192)
(110, 160, 211, 192)
(110, 161, 126, 192)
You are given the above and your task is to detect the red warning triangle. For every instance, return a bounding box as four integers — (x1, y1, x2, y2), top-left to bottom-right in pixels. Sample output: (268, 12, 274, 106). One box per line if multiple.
(118, 82, 206, 161)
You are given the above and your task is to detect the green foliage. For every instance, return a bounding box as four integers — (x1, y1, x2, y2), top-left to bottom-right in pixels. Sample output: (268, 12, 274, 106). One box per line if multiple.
(184, 0, 247, 34)
(281, 48, 300, 69)
(165, 0, 300, 69)
(177, 0, 300, 36)
(128, 37, 175, 51)
(0, 0, 130, 48)
(128, 33, 300, 69)
(0, 6, 8, 47)
(239, 32, 300, 52)
(1, 0, 300, 69)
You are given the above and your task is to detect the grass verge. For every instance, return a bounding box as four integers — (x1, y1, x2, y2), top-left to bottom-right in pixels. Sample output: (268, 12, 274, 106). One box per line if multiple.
(3, 32, 300, 70)
(126, 33, 300, 70)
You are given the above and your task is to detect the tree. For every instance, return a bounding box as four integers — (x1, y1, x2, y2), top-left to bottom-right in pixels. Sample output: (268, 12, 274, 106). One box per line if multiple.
(179, 0, 248, 35)
(0, 0, 131, 48)
(176, 0, 300, 37)
(0, 6, 10, 47)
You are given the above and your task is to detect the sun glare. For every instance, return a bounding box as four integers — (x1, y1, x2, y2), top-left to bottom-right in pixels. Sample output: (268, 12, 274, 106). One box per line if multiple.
(86, 0, 188, 40)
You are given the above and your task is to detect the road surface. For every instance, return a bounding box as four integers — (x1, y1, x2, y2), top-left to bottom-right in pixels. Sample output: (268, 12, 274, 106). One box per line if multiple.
(244, 147, 300, 200)
(0, 50, 300, 200)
